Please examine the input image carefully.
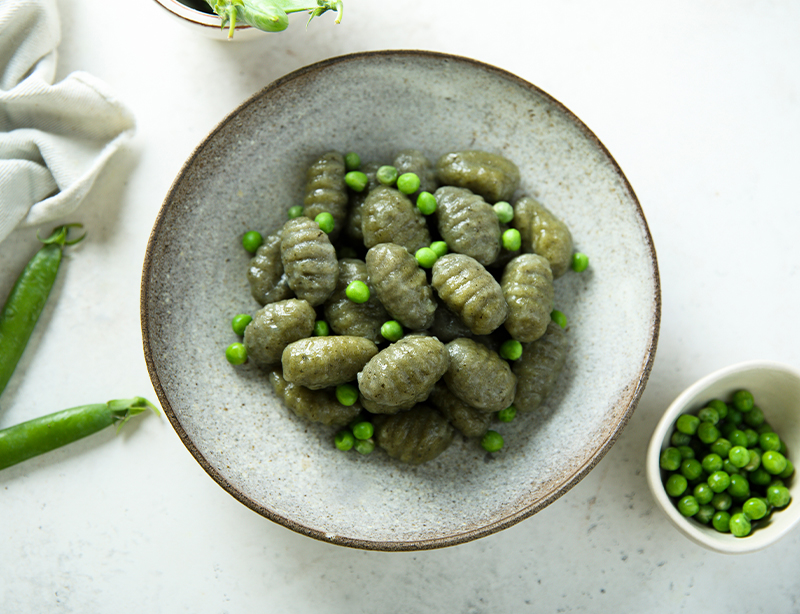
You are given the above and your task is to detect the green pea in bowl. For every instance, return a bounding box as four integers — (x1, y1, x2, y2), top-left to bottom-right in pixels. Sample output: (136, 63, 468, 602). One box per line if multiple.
(646, 360, 800, 554)
(141, 50, 660, 551)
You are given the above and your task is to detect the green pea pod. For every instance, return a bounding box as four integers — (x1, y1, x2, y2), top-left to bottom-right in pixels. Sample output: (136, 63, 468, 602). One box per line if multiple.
(0, 225, 84, 398)
(0, 397, 159, 471)
(238, 0, 289, 32)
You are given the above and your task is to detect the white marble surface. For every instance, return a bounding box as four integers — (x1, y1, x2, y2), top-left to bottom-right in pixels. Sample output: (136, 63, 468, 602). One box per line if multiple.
(1, 1, 799, 610)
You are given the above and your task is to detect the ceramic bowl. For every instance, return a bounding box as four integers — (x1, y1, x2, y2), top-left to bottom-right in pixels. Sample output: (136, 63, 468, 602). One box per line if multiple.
(141, 50, 660, 551)
(646, 360, 800, 554)
(151, 0, 261, 40)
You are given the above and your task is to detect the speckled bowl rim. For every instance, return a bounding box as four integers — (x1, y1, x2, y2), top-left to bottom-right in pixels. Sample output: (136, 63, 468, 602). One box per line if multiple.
(141, 49, 661, 551)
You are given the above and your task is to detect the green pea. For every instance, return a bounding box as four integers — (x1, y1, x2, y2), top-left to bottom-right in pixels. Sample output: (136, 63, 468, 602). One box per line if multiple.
(493, 201, 514, 224)
(701, 453, 723, 474)
(376, 165, 398, 185)
(743, 429, 759, 448)
(334, 430, 355, 451)
(766, 484, 791, 508)
(762, 450, 788, 475)
(415, 247, 438, 269)
(680, 459, 703, 481)
(729, 513, 752, 537)
(728, 446, 751, 469)
(727, 474, 750, 499)
(676, 414, 699, 435)
(719, 422, 736, 438)
(354, 438, 375, 455)
(671, 431, 691, 447)
(759, 432, 781, 452)
(380, 320, 403, 342)
(707, 399, 728, 419)
(335, 383, 359, 406)
(697, 406, 720, 425)
(315, 212, 335, 234)
(677, 495, 699, 517)
(756, 422, 775, 434)
(287, 205, 304, 219)
(693, 482, 714, 505)
(665, 473, 688, 497)
(345, 280, 370, 304)
(225, 342, 247, 365)
(499, 340, 523, 361)
(550, 310, 567, 329)
(728, 429, 748, 447)
(695, 504, 715, 524)
(231, 313, 252, 336)
(416, 191, 437, 215)
(660, 447, 682, 471)
(743, 405, 765, 427)
(711, 492, 732, 511)
(742, 497, 767, 520)
(351, 421, 374, 440)
(778, 459, 794, 479)
(501, 228, 522, 252)
(722, 458, 741, 475)
(712, 511, 731, 532)
(677, 445, 695, 460)
(313, 320, 330, 336)
(733, 390, 755, 412)
(727, 407, 743, 425)
(742, 449, 761, 472)
(430, 240, 448, 257)
(242, 231, 263, 253)
(344, 152, 361, 171)
(696, 422, 720, 444)
(571, 252, 589, 273)
(396, 172, 421, 195)
(707, 471, 731, 493)
(709, 437, 732, 458)
(497, 405, 517, 422)
(748, 467, 772, 487)
(345, 171, 369, 192)
(481, 430, 504, 453)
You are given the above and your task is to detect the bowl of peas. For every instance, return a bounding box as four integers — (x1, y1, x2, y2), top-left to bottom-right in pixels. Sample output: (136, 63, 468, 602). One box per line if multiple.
(646, 360, 800, 554)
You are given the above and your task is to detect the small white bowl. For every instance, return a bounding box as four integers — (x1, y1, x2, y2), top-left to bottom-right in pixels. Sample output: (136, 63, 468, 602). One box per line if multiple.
(151, 0, 262, 41)
(647, 360, 800, 554)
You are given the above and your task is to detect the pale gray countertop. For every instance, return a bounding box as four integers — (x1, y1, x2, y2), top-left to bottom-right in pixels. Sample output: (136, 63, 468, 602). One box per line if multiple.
(2, 1, 799, 611)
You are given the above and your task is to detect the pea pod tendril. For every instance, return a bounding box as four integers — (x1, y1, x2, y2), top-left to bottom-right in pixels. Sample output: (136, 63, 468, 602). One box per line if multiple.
(207, 0, 343, 38)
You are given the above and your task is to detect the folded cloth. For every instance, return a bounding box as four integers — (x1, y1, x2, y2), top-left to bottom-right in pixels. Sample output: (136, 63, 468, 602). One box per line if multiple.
(0, 0, 135, 245)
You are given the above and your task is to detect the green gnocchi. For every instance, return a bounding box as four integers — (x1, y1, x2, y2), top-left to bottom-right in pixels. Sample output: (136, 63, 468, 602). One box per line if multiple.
(434, 186, 500, 266)
(228, 147, 580, 464)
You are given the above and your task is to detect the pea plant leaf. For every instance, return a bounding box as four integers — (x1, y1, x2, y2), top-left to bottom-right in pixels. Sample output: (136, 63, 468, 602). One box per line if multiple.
(206, 0, 343, 38)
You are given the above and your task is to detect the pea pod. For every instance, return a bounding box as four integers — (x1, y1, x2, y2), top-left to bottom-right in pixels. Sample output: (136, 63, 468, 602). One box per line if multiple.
(0, 397, 158, 470)
(0, 225, 84, 398)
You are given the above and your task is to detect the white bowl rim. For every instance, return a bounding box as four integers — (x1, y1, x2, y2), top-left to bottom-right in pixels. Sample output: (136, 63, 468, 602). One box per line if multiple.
(646, 359, 800, 554)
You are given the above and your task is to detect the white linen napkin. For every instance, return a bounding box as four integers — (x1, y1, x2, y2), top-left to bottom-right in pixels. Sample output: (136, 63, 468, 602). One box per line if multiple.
(0, 0, 135, 245)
